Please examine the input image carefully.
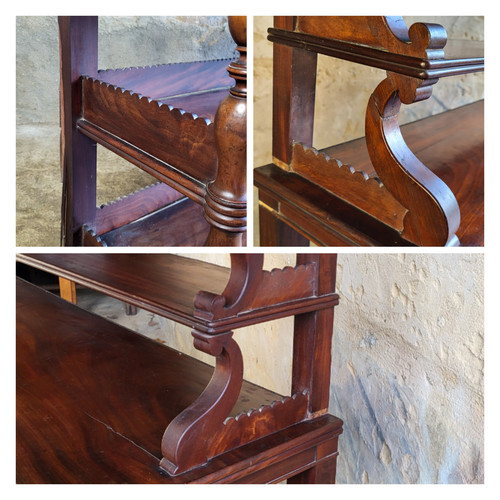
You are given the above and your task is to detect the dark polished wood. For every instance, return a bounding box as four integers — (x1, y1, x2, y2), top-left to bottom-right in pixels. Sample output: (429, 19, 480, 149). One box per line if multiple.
(256, 16, 484, 247)
(17, 253, 342, 483)
(60, 16, 247, 247)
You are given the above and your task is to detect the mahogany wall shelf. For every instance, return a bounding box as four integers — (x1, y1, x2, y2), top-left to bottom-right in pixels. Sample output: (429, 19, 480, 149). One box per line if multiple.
(60, 16, 247, 247)
(16, 253, 342, 484)
(255, 16, 484, 247)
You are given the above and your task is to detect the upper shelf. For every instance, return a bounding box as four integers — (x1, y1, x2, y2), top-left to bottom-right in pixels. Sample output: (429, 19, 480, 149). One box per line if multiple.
(78, 59, 234, 193)
(17, 254, 229, 330)
(95, 59, 233, 122)
(268, 16, 484, 79)
(16, 254, 339, 334)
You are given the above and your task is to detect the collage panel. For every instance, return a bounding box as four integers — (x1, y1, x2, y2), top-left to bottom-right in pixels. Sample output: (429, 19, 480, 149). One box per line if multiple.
(253, 16, 484, 248)
(13, 13, 488, 489)
(17, 16, 247, 248)
(16, 252, 484, 483)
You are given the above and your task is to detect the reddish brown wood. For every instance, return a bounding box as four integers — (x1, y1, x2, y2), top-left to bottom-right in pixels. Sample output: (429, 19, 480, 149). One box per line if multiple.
(161, 329, 244, 475)
(365, 77, 460, 246)
(17, 253, 343, 483)
(258, 193, 310, 246)
(255, 164, 413, 246)
(96, 60, 232, 119)
(271, 16, 317, 166)
(257, 16, 484, 247)
(270, 17, 483, 79)
(204, 16, 247, 246)
(59, 16, 98, 246)
(16, 278, 285, 484)
(94, 183, 185, 235)
(98, 198, 210, 247)
(81, 75, 219, 186)
(60, 16, 247, 247)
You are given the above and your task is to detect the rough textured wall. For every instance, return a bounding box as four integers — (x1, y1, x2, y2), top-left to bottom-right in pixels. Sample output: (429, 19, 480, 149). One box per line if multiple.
(333, 253, 484, 484)
(16, 16, 235, 126)
(95, 253, 483, 484)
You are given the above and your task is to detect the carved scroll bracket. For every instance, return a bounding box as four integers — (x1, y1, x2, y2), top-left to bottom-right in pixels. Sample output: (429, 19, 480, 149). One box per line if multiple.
(160, 328, 243, 476)
(365, 77, 460, 246)
(193, 254, 327, 330)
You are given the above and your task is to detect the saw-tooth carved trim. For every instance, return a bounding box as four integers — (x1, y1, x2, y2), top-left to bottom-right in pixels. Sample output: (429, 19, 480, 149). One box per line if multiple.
(291, 142, 383, 188)
(83, 76, 216, 126)
(96, 59, 234, 75)
(194, 256, 318, 321)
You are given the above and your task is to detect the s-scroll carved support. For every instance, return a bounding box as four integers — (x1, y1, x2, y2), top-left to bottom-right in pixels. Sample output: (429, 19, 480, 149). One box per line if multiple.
(204, 16, 247, 246)
(160, 329, 243, 476)
(365, 22, 460, 247)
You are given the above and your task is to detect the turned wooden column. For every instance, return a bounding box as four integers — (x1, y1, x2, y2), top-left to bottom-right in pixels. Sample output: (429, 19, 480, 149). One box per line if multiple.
(204, 16, 247, 246)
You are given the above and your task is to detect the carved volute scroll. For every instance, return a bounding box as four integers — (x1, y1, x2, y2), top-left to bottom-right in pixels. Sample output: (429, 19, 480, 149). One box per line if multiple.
(160, 254, 340, 476)
(365, 77, 460, 246)
(361, 19, 460, 246)
(193, 254, 329, 328)
(204, 16, 247, 246)
(160, 329, 244, 476)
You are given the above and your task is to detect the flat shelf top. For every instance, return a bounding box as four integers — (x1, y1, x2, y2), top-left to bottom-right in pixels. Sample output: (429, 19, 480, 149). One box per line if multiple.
(17, 253, 230, 330)
(268, 28, 484, 79)
(16, 277, 282, 484)
(94, 59, 232, 122)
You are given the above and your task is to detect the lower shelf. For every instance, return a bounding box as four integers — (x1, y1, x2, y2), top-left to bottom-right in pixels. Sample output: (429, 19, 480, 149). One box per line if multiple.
(84, 190, 210, 247)
(17, 279, 342, 483)
(97, 197, 210, 246)
(255, 100, 483, 246)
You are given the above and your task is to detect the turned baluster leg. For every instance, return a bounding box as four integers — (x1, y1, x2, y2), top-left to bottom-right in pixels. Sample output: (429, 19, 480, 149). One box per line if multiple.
(204, 16, 247, 246)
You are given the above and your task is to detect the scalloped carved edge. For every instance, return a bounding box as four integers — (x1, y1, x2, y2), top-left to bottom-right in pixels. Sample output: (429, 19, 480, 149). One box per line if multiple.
(97, 182, 161, 209)
(226, 390, 309, 424)
(291, 141, 383, 187)
(209, 390, 310, 457)
(290, 142, 407, 231)
(250, 263, 317, 310)
(83, 75, 214, 125)
(194, 259, 318, 321)
(81, 75, 219, 184)
(96, 58, 233, 75)
(81, 225, 106, 247)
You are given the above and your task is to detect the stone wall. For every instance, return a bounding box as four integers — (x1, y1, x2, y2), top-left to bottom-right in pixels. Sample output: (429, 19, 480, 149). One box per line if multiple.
(16, 16, 236, 126)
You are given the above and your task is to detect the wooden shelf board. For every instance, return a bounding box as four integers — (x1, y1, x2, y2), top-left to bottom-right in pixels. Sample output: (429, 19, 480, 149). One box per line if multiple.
(96, 60, 232, 122)
(16, 278, 290, 484)
(255, 164, 411, 247)
(16, 254, 230, 329)
(320, 100, 484, 246)
(97, 197, 210, 247)
(268, 28, 483, 79)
